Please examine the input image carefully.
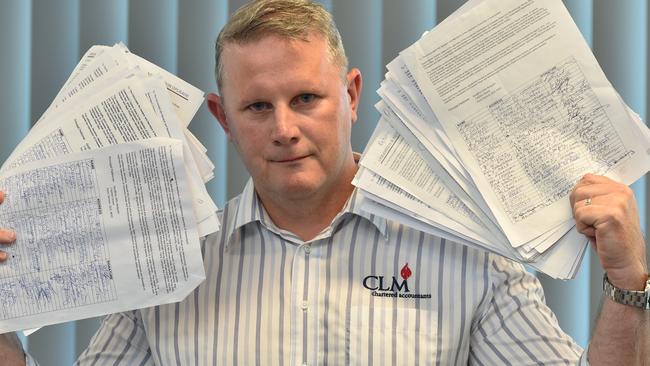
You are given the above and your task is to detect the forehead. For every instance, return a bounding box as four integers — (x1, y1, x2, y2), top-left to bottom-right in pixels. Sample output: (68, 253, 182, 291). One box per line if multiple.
(219, 34, 340, 93)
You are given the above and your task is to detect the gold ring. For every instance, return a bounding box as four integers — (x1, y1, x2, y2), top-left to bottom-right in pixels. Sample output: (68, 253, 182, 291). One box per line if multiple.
(585, 197, 592, 206)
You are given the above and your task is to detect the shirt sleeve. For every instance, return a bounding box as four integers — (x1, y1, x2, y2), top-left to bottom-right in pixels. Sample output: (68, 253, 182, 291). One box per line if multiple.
(25, 353, 39, 366)
(578, 344, 589, 365)
(468, 254, 585, 365)
(75, 311, 154, 366)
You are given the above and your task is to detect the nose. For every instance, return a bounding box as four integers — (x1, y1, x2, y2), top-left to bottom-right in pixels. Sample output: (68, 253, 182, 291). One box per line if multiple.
(271, 105, 300, 146)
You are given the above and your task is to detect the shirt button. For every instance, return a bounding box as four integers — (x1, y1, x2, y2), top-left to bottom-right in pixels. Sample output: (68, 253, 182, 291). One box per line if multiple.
(301, 301, 308, 311)
(304, 246, 311, 255)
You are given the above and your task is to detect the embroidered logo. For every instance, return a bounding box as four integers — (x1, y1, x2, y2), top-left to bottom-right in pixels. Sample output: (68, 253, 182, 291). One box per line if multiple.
(362, 263, 431, 299)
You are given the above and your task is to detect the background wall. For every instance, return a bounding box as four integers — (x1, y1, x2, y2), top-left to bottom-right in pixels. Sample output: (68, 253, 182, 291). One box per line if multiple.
(0, 0, 647, 363)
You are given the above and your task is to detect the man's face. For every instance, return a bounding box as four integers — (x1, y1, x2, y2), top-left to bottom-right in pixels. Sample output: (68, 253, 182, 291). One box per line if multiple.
(208, 33, 362, 203)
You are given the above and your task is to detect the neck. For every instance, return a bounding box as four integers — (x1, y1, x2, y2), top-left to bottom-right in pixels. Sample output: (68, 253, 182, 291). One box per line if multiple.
(257, 164, 358, 241)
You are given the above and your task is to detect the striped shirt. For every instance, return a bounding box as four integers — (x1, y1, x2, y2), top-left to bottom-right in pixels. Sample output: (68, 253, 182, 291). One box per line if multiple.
(70, 179, 587, 365)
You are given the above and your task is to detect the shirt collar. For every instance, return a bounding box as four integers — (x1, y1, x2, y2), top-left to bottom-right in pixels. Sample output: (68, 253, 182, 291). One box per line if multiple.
(223, 177, 388, 248)
(222, 179, 264, 246)
(335, 187, 387, 238)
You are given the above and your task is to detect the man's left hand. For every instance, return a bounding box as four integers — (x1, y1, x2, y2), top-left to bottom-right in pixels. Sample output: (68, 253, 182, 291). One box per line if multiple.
(570, 174, 648, 290)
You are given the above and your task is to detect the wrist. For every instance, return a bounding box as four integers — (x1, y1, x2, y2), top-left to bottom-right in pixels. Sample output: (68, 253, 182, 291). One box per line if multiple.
(606, 265, 648, 291)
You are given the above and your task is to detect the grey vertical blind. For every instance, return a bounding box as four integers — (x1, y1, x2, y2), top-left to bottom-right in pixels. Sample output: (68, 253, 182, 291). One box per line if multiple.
(0, 0, 647, 363)
(0, 1, 30, 166)
(178, 0, 229, 206)
(332, 0, 383, 152)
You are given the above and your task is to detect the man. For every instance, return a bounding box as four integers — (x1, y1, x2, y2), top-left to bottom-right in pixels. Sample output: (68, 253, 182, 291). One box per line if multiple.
(1, 0, 648, 364)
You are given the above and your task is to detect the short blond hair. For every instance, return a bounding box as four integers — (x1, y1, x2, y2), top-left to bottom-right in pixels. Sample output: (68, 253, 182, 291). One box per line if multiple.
(215, 0, 348, 92)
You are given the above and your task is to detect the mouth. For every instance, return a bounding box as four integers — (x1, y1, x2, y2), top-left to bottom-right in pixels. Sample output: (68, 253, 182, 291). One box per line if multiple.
(271, 154, 310, 163)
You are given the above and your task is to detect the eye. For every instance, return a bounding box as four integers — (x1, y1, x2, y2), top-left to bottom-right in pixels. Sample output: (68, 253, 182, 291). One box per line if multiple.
(247, 101, 271, 113)
(293, 93, 317, 106)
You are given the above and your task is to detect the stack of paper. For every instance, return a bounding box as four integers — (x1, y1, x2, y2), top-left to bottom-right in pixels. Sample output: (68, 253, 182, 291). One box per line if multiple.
(3, 43, 219, 237)
(0, 44, 216, 332)
(353, 0, 650, 279)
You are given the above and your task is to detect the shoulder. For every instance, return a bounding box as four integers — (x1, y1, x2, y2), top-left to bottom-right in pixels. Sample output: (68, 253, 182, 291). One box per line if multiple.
(383, 218, 495, 269)
(384, 218, 532, 278)
(201, 193, 243, 248)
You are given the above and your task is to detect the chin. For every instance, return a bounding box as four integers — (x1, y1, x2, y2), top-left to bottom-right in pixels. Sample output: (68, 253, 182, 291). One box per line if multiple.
(274, 176, 324, 198)
(282, 182, 320, 197)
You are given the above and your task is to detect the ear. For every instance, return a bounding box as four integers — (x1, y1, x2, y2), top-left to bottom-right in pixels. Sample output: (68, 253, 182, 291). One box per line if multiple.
(345, 68, 363, 124)
(207, 93, 232, 139)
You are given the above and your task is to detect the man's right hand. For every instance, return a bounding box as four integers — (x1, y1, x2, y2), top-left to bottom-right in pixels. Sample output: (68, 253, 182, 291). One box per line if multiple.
(0, 191, 16, 262)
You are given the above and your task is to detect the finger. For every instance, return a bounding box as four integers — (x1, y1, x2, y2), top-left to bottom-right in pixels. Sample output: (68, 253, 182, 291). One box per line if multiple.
(573, 181, 629, 197)
(573, 201, 632, 234)
(0, 229, 16, 244)
(574, 190, 635, 222)
(570, 174, 596, 207)
(574, 207, 601, 245)
(571, 174, 621, 203)
(571, 183, 631, 207)
(573, 204, 600, 230)
(575, 220, 596, 237)
(579, 173, 617, 185)
(0, 251, 7, 262)
(0, 192, 15, 247)
(570, 197, 592, 218)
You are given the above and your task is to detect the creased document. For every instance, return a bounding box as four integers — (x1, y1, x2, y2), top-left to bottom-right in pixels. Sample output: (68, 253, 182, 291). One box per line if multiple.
(354, 0, 650, 279)
(2, 45, 219, 237)
(403, 0, 650, 246)
(0, 138, 204, 333)
(0, 44, 218, 332)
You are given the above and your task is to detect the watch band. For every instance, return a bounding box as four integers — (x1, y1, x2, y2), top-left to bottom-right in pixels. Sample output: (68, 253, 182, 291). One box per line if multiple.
(602, 273, 650, 310)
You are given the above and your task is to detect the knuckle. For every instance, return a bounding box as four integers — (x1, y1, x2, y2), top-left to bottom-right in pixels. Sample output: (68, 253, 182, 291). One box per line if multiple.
(608, 209, 626, 226)
(572, 185, 585, 197)
(620, 185, 634, 200)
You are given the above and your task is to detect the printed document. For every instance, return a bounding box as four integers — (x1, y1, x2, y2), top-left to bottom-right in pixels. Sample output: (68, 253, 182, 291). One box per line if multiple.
(0, 44, 218, 332)
(0, 139, 204, 332)
(353, 0, 650, 279)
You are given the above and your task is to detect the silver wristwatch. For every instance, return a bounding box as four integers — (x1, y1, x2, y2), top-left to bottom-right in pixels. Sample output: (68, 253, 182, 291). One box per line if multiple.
(602, 273, 650, 310)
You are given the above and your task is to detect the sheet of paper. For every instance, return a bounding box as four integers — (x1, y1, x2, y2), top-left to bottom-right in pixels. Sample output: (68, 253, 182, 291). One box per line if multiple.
(359, 118, 501, 239)
(378, 82, 470, 187)
(0, 138, 204, 332)
(361, 115, 574, 258)
(353, 167, 502, 250)
(374, 101, 496, 224)
(384, 57, 465, 175)
(402, 0, 650, 246)
(356, 186, 587, 279)
(352, 0, 650, 279)
(2, 72, 219, 235)
(4, 72, 165, 170)
(0, 44, 219, 333)
(121, 46, 204, 129)
(146, 81, 220, 234)
(30, 44, 213, 189)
